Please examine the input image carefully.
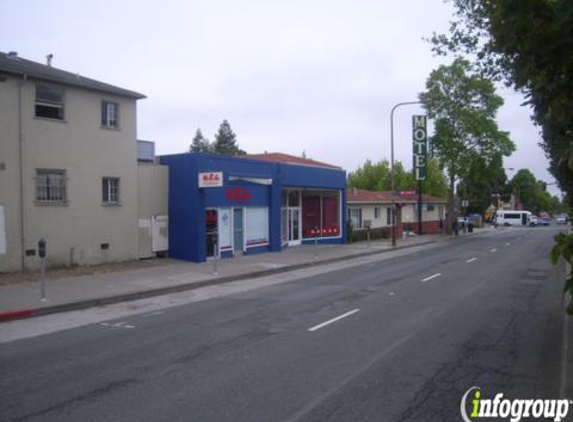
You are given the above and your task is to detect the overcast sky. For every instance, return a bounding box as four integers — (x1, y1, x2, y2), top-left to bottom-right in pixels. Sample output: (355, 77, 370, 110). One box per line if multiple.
(0, 0, 561, 196)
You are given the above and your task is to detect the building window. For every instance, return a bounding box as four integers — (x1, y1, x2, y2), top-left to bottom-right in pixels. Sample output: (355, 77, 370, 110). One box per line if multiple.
(35, 84, 64, 120)
(101, 101, 119, 128)
(301, 191, 341, 238)
(387, 207, 395, 225)
(246, 207, 269, 246)
(36, 169, 67, 203)
(102, 177, 120, 204)
(427, 204, 435, 211)
(374, 206, 381, 219)
(348, 208, 362, 229)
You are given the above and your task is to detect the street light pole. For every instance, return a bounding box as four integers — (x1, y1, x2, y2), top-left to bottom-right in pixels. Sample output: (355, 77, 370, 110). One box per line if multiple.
(390, 101, 422, 246)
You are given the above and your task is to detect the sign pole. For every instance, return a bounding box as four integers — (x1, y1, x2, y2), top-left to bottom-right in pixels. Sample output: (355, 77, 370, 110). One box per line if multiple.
(418, 180, 423, 236)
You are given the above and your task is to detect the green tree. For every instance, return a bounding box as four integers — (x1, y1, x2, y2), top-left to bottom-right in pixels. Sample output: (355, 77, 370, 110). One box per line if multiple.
(212, 120, 245, 156)
(347, 159, 390, 191)
(422, 157, 450, 199)
(347, 158, 448, 198)
(429, 0, 573, 208)
(509, 169, 568, 215)
(189, 128, 212, 153)
(457, 154, 508, 215)
(419, 58, 515, 232)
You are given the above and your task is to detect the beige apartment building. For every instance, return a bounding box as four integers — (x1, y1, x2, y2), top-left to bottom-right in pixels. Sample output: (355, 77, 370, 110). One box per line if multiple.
(347, 188, 446, 235)
(0, 51, 147, 272)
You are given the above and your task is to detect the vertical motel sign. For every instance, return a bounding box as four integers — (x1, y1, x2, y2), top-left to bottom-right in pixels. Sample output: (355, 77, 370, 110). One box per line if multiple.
(412, 115, 427, 181)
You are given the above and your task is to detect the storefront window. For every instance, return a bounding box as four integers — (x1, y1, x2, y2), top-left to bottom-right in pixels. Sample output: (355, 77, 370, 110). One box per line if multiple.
(302, 193, 320, 238)
(206, 209, 218, 257)
(288, 190, 300, 207)
(322, 192, 339, 236)
(302, 190, 341, 238)
(246, 207, 269, 246)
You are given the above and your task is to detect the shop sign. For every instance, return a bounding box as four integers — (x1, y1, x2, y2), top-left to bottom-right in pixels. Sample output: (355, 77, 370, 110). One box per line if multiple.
(227, 187, 251, 203)
(412, 115, 427, 181)
(199, 172, 223, 188)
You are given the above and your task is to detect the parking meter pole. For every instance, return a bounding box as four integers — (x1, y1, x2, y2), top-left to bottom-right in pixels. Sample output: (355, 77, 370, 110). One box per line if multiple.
(314, 229, 318, 260)
(213, 241, 218, 275)
(367, 229, 371, 250)
(40, 257, 46, 301)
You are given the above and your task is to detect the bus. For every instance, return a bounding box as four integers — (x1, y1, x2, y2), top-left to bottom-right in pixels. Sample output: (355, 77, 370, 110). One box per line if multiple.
(494, 210, 532, 226)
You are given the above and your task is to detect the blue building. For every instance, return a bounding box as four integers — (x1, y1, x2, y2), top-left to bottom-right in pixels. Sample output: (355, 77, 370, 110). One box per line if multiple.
(160, 152, 347, 262)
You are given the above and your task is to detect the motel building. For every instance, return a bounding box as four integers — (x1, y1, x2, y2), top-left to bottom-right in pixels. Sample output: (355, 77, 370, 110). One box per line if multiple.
(347, 188, 447, 237)
(160, 152, 347, 263)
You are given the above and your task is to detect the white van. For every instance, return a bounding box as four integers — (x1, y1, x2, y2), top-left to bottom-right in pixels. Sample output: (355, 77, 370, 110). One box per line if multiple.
(495, 210, 532, 226)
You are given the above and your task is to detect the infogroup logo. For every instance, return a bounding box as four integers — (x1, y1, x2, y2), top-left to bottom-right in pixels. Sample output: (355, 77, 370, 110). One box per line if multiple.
(460, 386, 571, 422)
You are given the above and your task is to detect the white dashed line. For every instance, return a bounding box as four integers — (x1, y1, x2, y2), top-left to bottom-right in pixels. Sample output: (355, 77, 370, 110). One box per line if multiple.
(100, 321, 135, 329)
(421, 273, 442, 282)
(506, 242, 511, 246)
(466, 258, 477, 263)
(490, 248, 497, 252)
(308, 309, 360, 332)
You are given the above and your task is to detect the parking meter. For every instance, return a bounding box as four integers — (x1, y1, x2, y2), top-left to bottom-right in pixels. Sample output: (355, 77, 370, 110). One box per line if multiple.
(38, 238, 47, 258)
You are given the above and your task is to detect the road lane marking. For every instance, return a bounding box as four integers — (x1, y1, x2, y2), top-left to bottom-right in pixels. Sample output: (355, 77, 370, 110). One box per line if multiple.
(490, 248, 497, 252)
(100, 322, 135, 329)
(466, 258, 477, 263)
(421, 273, 441, 282)
(308, 309, 360, 332)
(506, 242, 511, 246)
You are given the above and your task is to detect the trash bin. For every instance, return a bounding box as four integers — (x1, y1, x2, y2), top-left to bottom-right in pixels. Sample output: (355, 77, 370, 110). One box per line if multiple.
(468, 223, 474, 233)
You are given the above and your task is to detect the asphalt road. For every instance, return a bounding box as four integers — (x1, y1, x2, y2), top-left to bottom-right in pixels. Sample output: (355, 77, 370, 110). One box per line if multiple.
(0, 227, 568, 422)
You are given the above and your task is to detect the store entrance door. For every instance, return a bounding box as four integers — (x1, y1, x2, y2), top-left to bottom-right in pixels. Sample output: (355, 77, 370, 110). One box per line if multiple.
(288, 207, 301, 246)
(233, 208, 244, 254)
(206, 209, 218, 258)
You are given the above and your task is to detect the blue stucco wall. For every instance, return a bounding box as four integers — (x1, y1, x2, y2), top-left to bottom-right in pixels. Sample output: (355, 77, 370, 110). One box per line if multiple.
(160, 153, 347, 262)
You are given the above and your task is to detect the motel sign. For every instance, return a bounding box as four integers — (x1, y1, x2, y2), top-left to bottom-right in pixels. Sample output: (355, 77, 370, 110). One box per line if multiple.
(412, 115, 427, 181)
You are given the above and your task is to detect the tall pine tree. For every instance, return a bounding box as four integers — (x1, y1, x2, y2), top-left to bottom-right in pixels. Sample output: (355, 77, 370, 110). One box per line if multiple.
(212, 120, 245, 156)
(189, 128, 212, 153)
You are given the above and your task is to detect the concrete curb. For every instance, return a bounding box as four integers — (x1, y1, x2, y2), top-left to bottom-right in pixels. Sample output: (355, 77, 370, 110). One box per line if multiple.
(0, 239, 436, 323)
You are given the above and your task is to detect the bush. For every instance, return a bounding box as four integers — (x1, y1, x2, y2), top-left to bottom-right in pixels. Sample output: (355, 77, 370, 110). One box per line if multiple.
(351, 227, 391, 242)
(347, 220, 354, 243)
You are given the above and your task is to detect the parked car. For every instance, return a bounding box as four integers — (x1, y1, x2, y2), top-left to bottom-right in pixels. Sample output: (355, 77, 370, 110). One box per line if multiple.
(537, 216, 550, 226)
(529, 215, 538, 226)
(556, 214, 569, 225)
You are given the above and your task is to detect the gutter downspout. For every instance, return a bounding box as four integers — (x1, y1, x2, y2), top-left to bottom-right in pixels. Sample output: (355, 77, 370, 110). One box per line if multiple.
(18, 74, 27, 270)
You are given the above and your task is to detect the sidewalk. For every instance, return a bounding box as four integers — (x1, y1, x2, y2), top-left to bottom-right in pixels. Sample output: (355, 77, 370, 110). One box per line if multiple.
(0, 228, 492, 322)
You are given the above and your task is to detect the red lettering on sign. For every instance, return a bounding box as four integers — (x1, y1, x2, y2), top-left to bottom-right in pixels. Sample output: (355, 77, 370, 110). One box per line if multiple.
(226, 187, 251, 203)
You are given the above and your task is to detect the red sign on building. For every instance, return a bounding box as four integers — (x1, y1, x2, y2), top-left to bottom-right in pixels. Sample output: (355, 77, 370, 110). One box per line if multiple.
(227, 187, 251, 203)
(198, 172, 223, 188)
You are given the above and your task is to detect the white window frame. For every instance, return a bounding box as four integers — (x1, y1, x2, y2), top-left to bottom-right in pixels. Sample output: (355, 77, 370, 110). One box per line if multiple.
(102, 177, 120, 205)
(36, 169, 67, 204)
(35, 84, 65, 120)
(348, 208, 362, 229)
(386, 207, 395, 226)
(101, 101, 119, 129)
